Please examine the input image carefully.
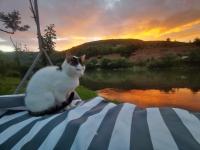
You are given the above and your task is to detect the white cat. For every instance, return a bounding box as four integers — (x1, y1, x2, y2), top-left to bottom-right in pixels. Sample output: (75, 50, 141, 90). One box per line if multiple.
(25, 55, 86, 115)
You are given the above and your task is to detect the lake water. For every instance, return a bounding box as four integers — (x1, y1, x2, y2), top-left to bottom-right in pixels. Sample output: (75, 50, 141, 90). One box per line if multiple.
(81, 69, 200, 111)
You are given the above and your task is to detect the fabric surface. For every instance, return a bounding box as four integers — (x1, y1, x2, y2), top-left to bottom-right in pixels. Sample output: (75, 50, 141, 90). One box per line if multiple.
(0, 96, 200, 150)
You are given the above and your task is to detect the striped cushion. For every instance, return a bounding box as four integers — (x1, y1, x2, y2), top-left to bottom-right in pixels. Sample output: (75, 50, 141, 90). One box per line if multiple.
(0, 94, 25, 109)
(0, 96, 200, 150)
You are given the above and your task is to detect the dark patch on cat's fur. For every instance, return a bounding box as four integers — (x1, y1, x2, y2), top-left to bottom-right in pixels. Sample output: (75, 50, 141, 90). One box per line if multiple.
(29, 92, 75, 116)
(57, 65, 62, 71)
(67, 56, 85, 67)
(56, 55, 84, 71)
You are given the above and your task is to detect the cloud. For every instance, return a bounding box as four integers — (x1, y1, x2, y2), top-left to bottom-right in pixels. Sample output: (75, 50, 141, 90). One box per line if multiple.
(0, 0, 200, 51)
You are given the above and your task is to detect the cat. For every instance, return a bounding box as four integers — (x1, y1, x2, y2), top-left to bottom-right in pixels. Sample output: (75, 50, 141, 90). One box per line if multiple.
(25, 54, 86, 116)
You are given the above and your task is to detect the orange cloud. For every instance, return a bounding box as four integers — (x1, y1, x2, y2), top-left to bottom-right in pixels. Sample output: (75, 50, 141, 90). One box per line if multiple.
(54, 18, 200, 51)
(1, 0, 200, 51)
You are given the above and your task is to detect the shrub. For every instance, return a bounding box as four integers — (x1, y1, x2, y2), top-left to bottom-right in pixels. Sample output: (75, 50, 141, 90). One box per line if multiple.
(86, 57, 133, 70)
(186, 50, 200, 65)
(147, 54, 178, 69)
(193, 38, 200, 47)
(99, 58, 110, 68)
(86, 59, 98, 69)
(99, 58, 132, 69)
(5, 70, 20, 77)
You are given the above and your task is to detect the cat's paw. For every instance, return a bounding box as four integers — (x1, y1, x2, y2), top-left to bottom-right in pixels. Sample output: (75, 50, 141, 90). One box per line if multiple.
(64, 99, 83, 110)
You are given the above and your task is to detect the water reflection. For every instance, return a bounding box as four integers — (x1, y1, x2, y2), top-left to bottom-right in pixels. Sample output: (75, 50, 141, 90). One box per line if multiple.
(81, 69, 200, 92)
(98, 88, 200, 111)
(81, 69, 200, 111)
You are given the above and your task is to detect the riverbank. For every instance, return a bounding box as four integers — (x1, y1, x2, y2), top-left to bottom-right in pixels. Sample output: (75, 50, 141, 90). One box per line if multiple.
(0, 76, 97, 100)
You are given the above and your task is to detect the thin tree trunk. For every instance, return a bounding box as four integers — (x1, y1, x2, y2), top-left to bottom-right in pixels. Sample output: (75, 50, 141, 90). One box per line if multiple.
(10, 36, 21, 67)
(34, 0, 53, 65)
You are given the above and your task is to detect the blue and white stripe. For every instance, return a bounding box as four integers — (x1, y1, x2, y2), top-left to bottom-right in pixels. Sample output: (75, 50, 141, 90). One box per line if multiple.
(0, 95, 200, 150)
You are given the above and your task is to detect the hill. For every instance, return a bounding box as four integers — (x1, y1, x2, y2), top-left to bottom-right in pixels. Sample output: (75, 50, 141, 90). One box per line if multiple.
(65, 39, 199, 63)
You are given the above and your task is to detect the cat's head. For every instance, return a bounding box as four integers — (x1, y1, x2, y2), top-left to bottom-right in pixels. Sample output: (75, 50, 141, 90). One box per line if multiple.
(62, 54, 86, 78)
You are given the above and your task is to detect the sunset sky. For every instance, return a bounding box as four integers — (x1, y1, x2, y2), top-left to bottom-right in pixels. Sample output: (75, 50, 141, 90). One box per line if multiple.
(0, 0, 200, 52)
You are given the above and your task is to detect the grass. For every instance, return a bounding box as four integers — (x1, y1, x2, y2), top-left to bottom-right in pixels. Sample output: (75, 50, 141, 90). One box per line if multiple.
(0, 76, 122, 105)
(76, 86, 120, 103)
(0, 76, 97, 100)
(0, 76, 22, 94)
(76, 85, 97, 100)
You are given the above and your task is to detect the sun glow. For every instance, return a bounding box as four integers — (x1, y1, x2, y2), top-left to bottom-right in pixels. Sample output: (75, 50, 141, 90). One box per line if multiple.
(120, 28, 163, 40)
(0, 45, 14, 52)
(1, 18, 200, 52)
(161, 19, 200, 35)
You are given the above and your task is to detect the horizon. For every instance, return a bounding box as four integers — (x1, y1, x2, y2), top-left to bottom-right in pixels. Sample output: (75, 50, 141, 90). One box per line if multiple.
(0, 38, 191, 53)
(0, 0, 200, 52)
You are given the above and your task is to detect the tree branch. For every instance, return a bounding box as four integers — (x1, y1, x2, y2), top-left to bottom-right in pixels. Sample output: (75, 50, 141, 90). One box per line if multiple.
(0, 19, 7, 22)
(33, 0, 53, 65)
(0, 28, 14, 34)
(29, 0, 37, 23)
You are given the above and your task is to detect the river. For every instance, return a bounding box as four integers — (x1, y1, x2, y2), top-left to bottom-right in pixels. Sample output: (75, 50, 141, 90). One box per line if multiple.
(81, 68, 200, 111)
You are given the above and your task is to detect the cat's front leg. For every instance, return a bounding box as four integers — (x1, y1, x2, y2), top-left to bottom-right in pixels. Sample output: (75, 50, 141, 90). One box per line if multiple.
(65, 99, 84, 110)
(64, 94, 84, 110)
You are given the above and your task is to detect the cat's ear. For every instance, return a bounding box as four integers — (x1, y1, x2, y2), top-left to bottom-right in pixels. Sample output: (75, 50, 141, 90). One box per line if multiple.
(80, 54, 86, 63)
